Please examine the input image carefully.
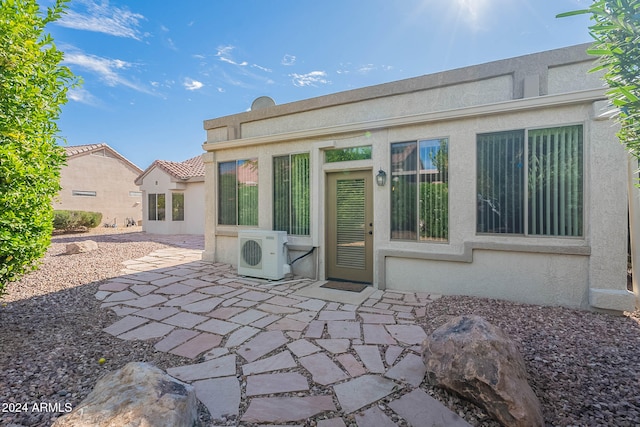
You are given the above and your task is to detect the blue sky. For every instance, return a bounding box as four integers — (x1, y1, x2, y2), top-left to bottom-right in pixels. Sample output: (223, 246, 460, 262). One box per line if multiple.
(46, 0, 594, 170)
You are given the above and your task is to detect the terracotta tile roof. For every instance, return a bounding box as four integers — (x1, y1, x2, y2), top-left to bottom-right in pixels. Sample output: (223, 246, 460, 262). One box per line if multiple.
(63, 143, 108, 157)
(150, 155, 205, 181)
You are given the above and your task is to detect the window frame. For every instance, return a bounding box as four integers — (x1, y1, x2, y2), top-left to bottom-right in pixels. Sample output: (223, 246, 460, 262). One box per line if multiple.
(475, 123, 584, 238)
(273, 152, 311, 236)
(148, 193, 166, 221)
(172, 192, 185, 222)
(217, 159, 259, 226)
(390, 137, 450, 242)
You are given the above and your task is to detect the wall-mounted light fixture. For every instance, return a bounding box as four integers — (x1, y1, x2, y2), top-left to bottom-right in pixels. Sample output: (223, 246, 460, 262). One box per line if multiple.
(376, 169, 387, 186)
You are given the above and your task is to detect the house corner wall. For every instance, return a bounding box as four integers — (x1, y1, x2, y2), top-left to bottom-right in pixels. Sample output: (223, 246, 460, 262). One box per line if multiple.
(587, 104, 635, 312)
(202, 152, 217, 262)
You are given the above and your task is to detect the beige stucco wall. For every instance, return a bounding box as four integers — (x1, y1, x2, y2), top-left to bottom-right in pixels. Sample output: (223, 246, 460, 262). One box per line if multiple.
(202, 44, 635, 312)
(138, 167, 204, 235)
(55, 151, 142, 225)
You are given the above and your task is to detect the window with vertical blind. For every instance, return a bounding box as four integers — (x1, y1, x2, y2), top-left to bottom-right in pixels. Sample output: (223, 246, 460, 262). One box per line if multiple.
(218, 159, 258, 226)
(476, 125, 583, 236)
(148, 193, 165, 221)
(273, 153, 310, 235)
(172, 193, 184, 221)
(391, 138, 449, 241)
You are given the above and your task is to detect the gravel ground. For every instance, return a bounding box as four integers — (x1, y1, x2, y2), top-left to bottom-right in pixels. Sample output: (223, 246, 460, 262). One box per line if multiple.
(1, 229, 639, 426)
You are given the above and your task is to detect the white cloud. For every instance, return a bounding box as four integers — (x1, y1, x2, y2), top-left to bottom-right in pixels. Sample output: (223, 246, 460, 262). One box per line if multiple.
(358, 64, 376, 74)
(67, 87, 98, 105)
(216, 45, 248, 66)
(252, 64, 272, 73)
(184, 78, 204, 91)
(57, 0, 145, 40)
(63, 49, 153, 94)
(282, 54, 296, 66)
(290, 71, 330, 87)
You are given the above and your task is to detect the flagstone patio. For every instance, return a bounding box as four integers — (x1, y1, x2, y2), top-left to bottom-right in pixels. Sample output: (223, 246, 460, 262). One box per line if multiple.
(96, 242, 470, 426)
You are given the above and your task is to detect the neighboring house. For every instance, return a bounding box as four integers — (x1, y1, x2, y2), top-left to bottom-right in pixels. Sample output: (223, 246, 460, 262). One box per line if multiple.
(55, 143, 143, 226)
(200, 43, 637, 313)
(135, 155, 205, 235)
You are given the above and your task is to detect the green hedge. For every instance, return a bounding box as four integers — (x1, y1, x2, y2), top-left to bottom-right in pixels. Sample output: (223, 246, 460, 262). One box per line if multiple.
(53, 210, 103, 231)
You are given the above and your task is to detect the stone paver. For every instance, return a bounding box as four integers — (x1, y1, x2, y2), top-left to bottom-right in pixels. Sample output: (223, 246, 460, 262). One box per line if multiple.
(242, 350, 297, 375)
(299, 353, 348, 385)
(363, 324, 397, 345)
(353, 345, 385, 374)
(154, 328, 200, 352)
(355, 406, 397, 427)
(327, 321, 360, 339)
(238, 330, 288, 362)
(385, 345, 404, 366)
(182, 297, 223, 313)
(170, 332, 222, 359)
(163, 312, 208, 328)
(246, 372, 309, 396)
(102, 315, 148, 336)
(336, 353, 366, 377)
(384, 353, 426, 387)
(196, 318, 240, 335)
(224, 325, 260, 348)
(388, 389, 472, 427)
(118, 321, 175, 340)
(167, 354, 236, 382)
(124, 294, 168, 308)
(134, 306, 180, 321)
(385, 324, 428, 345)
(241, 396, 336, 424)
(266, 317, 308, 332)
(287, 339, 321, 357)
(318, 310, 356, 321)
(193, 376, 240, 421)
(154, 283, 194, 295)
(96, 241, 460, 425)
(333, 375, 397, 413)
(316, 339, 350, 354)
(228, 308, 267, 325)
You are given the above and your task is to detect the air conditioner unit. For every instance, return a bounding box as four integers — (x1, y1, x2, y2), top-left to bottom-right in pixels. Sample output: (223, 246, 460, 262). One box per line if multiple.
(238, 230, 290, 280)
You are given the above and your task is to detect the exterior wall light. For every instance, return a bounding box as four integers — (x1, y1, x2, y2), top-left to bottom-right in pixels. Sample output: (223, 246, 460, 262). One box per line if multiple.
(376, 169, 387, 186)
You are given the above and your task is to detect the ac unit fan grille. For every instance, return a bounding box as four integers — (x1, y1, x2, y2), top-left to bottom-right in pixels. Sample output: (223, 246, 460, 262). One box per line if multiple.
(241, 239, 262, 266)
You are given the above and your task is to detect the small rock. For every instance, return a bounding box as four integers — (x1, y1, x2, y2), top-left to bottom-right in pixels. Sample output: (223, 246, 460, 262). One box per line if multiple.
(65, 240, 98, 254)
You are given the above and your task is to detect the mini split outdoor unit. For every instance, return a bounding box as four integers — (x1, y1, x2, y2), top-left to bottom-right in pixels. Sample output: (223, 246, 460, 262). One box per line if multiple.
(237, 230, 290, 280)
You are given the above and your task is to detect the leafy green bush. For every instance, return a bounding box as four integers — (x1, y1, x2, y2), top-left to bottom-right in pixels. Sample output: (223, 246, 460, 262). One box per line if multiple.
(558, 1, 640, 158)
(0, 0, 78, 296)
(53, 210, 102, 231)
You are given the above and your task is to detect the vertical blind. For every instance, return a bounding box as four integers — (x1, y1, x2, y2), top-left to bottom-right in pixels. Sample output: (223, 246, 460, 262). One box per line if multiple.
(273, 153, 310, 235)
(528, 126, 583, 236)
(477, 131, 525, 234)
(218, 160, 258, 226)
(476, 125, 583, 236)
(172, 193, 184, 221)
(336, 178, 366, 269)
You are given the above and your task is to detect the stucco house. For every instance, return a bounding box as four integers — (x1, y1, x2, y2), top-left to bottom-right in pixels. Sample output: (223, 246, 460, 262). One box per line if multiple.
(200, 43, 637, 313)
(55, 143, 143, 226)
(135, 155, 205, 235)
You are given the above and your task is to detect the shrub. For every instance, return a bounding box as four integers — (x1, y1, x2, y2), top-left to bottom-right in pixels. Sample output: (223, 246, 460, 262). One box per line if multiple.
(53, 210, 103, 231)
(0, 0, 78, 296)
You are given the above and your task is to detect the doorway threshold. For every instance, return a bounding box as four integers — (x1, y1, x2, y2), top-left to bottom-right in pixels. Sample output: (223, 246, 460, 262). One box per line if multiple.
(293, 280, 377, 305)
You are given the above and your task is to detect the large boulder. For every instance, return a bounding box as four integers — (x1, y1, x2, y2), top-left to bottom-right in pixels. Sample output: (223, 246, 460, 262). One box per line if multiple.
(52, 362, 197, 427)
(65, 240, 98, 254)
(422, 315, 543, 427)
